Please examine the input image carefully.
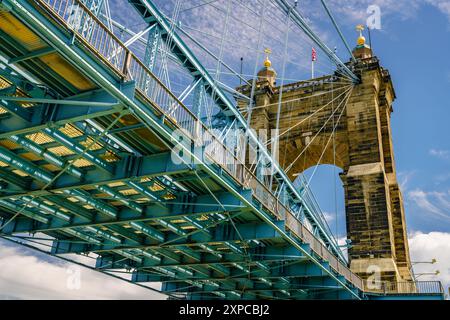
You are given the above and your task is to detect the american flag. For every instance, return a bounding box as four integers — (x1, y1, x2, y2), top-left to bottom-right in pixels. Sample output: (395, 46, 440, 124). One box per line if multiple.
(312, 47, 317, 61)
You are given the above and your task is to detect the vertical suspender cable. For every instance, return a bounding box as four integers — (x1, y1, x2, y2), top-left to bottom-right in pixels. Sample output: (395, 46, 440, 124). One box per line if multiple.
(245, 0, 268, 127)
(270, 8, 291, 190)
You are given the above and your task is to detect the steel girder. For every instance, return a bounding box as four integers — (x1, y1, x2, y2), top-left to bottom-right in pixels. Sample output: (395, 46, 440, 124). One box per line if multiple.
(126, 0, 346, 264)
(96, 245, 307, 271)
(0, 64, 127, 138)
(0, 192, 249, 234)
(132, 261, 324, 283)
(0, 151, 192, 199)
(0, 0, 364, 300)
(49, 221, 285, 255)
(160, 276, 348, 299)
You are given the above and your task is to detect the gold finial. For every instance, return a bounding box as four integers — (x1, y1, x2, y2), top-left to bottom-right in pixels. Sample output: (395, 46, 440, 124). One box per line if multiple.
(356, 24, 366, 46)
(263, 48, 272, 68)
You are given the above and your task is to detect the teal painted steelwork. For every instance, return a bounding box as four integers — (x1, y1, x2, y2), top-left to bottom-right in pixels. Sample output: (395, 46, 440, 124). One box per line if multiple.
(1, 192, 244, 235)
(0, 96, 119, 107)
(0, 145, 53, 184)
(368, 295, 445, 300)
(0, 152, 192, 199)
(8, 47, 56, 64)
(144, 23, 161, 73)
(0, 199, 49, 223)
(0, 0, 363, 300)
(0, 108, 265, 293)
(9, 135, 84, 179)
(127, 0, 346, 264)
(0, 97, 33, 121)
(3, 0, 440, 300)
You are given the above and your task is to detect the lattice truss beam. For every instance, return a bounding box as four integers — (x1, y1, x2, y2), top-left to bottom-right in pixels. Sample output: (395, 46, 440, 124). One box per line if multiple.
(0, 0, 363, 300)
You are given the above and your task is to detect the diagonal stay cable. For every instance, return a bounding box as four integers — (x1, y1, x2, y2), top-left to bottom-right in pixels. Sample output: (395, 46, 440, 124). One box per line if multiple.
(180, 0, 221, 12)
(258, 85, 351, 178)
(265, 83, 352, 147)
(303, 87, 353, 191)
(144, 168, 258, 291)
(240, 81, 351, 113)
(270, 5, 292, 190)
(285, 86, 353, 173)
(247, 83, 351, 176)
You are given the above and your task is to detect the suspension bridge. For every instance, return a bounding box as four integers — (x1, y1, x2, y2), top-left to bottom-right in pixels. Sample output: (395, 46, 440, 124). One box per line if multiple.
(0, 0, 444, 300)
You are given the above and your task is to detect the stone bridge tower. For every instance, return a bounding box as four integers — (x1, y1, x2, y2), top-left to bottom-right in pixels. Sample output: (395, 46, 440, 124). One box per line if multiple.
(237, 33, 413, 283)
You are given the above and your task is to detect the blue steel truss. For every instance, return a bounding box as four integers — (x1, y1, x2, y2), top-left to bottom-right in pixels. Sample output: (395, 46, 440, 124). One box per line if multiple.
(0, 0, 444, 300)
(126, 0, 348, 263)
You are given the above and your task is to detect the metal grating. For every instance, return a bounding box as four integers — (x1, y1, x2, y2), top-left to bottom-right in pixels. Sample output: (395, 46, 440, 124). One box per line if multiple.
(26, 132, 54, 145)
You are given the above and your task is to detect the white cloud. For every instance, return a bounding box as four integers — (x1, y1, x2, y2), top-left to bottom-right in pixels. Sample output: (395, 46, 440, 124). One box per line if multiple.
(323, 211, 335, 223)
(425, 0, 450, 20)
(3, 0, 450, 300)
(1, 230, 449, 300)
(316, 0, 450, 24)
(337, 236, 349, 261)
(408, 189, 450, 222)
(105, 0, 450, 95)
(0, 241, 166, 300)
(312, 0, 415, 22)
(430, 148, 450, 160)
(409, 231, 450, 296)
(398, 170, 415, 193)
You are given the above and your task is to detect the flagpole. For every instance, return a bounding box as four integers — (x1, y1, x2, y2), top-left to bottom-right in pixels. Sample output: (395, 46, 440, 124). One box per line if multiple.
(312, 59, 314, 79)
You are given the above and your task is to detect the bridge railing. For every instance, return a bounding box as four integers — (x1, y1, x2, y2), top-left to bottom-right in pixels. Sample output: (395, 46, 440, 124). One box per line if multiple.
(364, 280, 444, 296)
(35, 0, 364, 292)
(285, 213, 363, 290)
(42, 0, 127, 74)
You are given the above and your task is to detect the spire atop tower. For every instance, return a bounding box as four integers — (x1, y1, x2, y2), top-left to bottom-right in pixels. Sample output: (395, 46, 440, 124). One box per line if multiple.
(257, 48, 277, 87)
(356, 24, 366, 47)
(263, 48, 272, 68)
(352, 24, 372, 59)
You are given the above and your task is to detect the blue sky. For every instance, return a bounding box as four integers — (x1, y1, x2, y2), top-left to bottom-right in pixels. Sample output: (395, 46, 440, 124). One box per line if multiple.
(1, 0, 449, 299)
(307, 1, 450, 236)
(313, 1, 450, 232)
(303, 0, 450, 292)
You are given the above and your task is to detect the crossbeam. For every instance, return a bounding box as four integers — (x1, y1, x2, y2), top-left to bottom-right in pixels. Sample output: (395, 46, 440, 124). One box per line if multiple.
(132, 261, 325, 283)
(0, 152, 193, 199)
(160, 276, 341, 293)
(0, 0, 362, 299)
(128, 0, 345, 260)
(8, 47, 56, 64)
(0, 96, 120, 107)
(97, 245, 306, 270)
(50, 221, 284, 255)
(1, 192, 248, 235)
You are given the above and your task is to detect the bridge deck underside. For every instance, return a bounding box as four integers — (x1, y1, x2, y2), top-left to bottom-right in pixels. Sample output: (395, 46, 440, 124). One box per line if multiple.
(0, 0, 386, 300)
